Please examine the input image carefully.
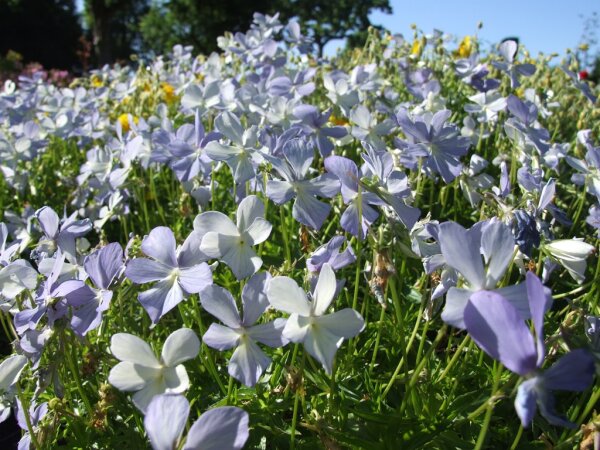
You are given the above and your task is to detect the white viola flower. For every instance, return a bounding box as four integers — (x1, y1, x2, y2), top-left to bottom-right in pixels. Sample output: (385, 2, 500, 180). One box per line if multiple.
(108, 328, 200, 413)
(194, 195, 272, 280)
(0, 354, 28, 423)
(544, 239, 595, 283)
(266, 263, 364, 374)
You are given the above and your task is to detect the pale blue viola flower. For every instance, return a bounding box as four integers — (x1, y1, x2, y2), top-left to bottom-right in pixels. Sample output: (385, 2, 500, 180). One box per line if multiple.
(349, 104, 395, 152)
(465, 272, 594, 427)
(395, 109, 470, 183)
(0, 222, 38, 310)
(267, 263, 364, 374)
(586, 204, 600, 235)
(492, 39, 536, 88)
(125, 227, 213, 324)
(144, 394, 249, 450)
(0, 354, 27, 423)
(204, 111, 263, 184)
(360, 145, 420, 230)
(167, 109, 221, 182)
(201, 273, 287, 386)
(14, 251, 78, 335)
(265, 139, 340, 230)
(33, 206, 92, 263)
(64, 242, 124, 336)
(543, 239, 595, 283)
(438, 219, 529, 329)
(194, 195, 272, 280)
(324, 155, 384, 239)
(108, 328, 200, 413)
(566, 130, 600, 201)
(293, 105, 347, 157)
(306, 235, 356, 293)
(504, 95, 550, 156)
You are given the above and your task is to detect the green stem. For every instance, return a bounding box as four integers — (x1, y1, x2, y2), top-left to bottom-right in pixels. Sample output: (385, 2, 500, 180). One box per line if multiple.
(368, 306, 386, 374)
(400, 325, 447, 414)
(279, 207, 292, 270)
(474, 361, 503, 450)
(16, 385, 41, 450)
(192, 301, 227, 395)
(64, 332, 94, 418)
(509, 426, 524, 450)
(290, 351, 306, 450)
(436, 333, 470, 382)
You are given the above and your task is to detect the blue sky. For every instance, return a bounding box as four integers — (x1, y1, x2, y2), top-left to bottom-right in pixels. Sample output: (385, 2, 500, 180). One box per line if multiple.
(365, 0, 598, 56)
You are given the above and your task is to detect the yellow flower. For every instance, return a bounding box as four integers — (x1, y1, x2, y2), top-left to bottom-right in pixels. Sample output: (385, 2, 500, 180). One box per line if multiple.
(161, 82, 176, 104)
(118, 114, 138, 133)
(455, 36, 473, 58)
(91, 75, 103, 88)
(411, 37, 425, 57)
(329, 115, 349, 126)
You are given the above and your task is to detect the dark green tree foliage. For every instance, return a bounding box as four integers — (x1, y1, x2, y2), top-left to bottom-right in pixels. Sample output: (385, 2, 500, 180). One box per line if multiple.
(138, 0, 392, 57)
(283, 0, 392, 56)
(0, 0, 82, 69)
(84, 0, 150, 65)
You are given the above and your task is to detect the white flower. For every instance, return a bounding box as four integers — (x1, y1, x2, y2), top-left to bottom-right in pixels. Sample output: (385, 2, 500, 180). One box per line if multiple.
(0, 354, 27, 423)
(194, 195, 272, 280)
(108, 328, 199, 412)
(544, 239, 595, 283)
(266, 263, 364, 374)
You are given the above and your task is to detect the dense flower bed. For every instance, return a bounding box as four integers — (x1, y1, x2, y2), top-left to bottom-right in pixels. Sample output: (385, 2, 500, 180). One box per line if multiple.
(0, 13, 599, 449)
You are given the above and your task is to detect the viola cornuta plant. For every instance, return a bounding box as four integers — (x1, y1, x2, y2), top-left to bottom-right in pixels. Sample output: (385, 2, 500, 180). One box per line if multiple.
(0, 12, 599, 449)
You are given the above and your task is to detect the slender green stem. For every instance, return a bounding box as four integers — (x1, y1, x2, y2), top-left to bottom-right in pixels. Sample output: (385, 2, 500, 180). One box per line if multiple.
(436, 333, 470, 382)
(16, 385, 42, 450)
(368, 305, 386, 374)
(474, 361, 503, 450)
(226, 376, 235, 405)
(64, 332, 94, 418)
(509, 426, 524, 450)
(290, 351, 306, 450)
(192, 301, 227, 395)
(400, 325, 447, 414)
(279, 207, 292, 270)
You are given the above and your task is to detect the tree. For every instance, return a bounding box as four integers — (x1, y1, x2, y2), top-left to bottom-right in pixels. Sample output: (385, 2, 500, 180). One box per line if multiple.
(280, 0, 392, 57)
(83, 0, 150, 65)
(138, 0, 392, 57)
(0, 0, 82, 69)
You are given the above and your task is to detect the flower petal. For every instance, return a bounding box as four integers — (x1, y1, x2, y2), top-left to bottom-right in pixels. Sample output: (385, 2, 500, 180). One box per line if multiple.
(312, 263, 337, 316)
(202, 324, 240, 351)
(246, 319, 288, 347)
(200, 285, 241, 328)
(541, 349, 595, 392)
(464, 290, 537, 376)
(236, 195, 264, 232)
(138, 279, 185, 324)
(193, 212, 238, 239)
(126, 258, 172, 284)
(316, 309, 364, 338)
(132, 379, 167, 413)
(241, 272, 271, 326)
(303, 324, 343, 375)
(108, 362, 160, 391)
(267, 277, 311, 315)
(514, 377, 538, 427)
(228, 339, 270, 386)
(184, 407, 249, 450)
(438, 221, 485, 289)
(161, 328, 200, 367)
(145, 394, 190, 450)
(142, 227, 178, 267)
(178, 263, 213, 294)
(110, 333, 160, 367)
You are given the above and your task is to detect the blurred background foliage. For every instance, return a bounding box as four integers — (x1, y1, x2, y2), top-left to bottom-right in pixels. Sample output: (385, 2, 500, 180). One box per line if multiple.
(0, 0, 391, 71)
